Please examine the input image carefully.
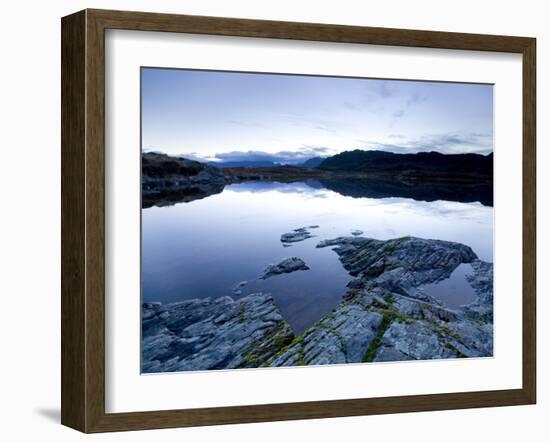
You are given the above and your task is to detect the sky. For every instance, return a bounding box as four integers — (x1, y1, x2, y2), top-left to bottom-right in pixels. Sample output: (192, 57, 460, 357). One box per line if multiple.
(141, 67, 493, 163)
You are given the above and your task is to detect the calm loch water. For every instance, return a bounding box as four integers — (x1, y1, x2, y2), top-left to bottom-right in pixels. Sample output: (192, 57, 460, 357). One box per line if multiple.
(142, 181, 493, 334)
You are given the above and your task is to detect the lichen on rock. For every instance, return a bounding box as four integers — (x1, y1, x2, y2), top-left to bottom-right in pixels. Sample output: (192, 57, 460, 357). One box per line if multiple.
(142, 293, 294, 373)
(270, 236, 493, 366)
(142, 235, 493, 372)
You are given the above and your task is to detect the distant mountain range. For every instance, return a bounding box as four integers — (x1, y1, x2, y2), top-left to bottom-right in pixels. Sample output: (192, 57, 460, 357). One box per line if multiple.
(204, 150, 493, 175)
(207, 156, 327, 169)
(299, 156, 325, 168)
(207, 160, 281, 168)
(318, 150, 493, 175)
(142, 150, 493, 207)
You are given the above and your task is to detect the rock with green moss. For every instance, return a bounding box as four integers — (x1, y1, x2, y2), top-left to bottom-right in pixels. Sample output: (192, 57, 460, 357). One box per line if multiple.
(272, 236, 493, 365)
(143, 235, 493, 371)
(142, 292, 294, 373)
(269, 305, 384, 366)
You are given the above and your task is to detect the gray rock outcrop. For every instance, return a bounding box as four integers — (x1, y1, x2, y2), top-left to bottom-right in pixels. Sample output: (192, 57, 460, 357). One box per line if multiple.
(142, 236, 493, 372)
(231, 280, 248, 296)
(142, 152, 227, 207)
(268, 236, 493, 366)
(261, 257, 310, 279)
(142, 293, 294, 373)
(280, 226, 319, 245)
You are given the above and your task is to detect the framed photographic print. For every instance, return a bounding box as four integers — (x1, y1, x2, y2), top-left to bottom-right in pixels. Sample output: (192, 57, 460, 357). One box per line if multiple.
(61, 9, 536, 433)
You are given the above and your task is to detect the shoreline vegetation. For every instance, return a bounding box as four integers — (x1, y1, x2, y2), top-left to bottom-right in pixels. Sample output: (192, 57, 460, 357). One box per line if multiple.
(141, 150, 493, 208)
(141, 149, 494, 372)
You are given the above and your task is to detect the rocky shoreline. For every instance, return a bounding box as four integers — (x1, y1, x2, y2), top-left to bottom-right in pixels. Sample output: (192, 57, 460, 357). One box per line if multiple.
(142, 152, 227, 208)
(142, 293, 294, 373)
(142, 235, 493, 373)
(141, 152, 494, 207)
(269, 236, 492, 366)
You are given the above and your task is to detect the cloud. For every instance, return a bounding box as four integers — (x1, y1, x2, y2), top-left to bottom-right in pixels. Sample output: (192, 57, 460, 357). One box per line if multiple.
(228, 181, 319, 194)
(276, 113, 341, 134)
(341, 81, 399, 113)
(357, 132, 493, 155)
(315, 124, 338, 133)
(342, 101, 359, 111)
(173, 151, 212, 162)
(345, 83, 427, 118)
(226, 119, 266, 129)
(205, 145, 335, 165)
(406, 93, 427, 107)
(377, 81, 395, 98)
(392, 109, 405, 118)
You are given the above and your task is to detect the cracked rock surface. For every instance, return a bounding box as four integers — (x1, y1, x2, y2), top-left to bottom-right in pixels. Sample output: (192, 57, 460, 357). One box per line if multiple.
(269, 236, 492, 366)
(142, 293, 294, 373)
(142, 236, 493, 372)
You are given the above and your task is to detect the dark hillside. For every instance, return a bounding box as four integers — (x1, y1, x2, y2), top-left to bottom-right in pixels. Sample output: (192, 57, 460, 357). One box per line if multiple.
(319, 150, 493, 176)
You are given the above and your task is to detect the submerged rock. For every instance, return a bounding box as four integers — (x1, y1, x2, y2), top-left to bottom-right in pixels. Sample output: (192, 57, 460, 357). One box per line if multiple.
(232, 280, 248, 295)
(142, 293, 294, 373)
(269, 236, 493, 367)
(261, 257, 310, 279)
(280, 226, 318, 244)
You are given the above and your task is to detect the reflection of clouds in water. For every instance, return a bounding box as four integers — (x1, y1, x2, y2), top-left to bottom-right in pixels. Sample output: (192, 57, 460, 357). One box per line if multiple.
(226, 182, 491, 224)
(144, 179, 494, 340)
(368, 197, 490, 223)
(145, 178, 493, 304)
(310, 193, 329, 199)
(227, 182, 316, 195)
(226, 182, 336, 200)
(409, 202, 489, 223)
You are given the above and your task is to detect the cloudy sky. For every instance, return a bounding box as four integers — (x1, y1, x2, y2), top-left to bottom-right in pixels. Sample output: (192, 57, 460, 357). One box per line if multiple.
(141, 68, 493, 163)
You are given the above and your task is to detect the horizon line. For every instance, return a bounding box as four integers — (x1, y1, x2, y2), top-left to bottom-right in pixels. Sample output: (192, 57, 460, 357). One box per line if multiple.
(143, 148, 494, 157)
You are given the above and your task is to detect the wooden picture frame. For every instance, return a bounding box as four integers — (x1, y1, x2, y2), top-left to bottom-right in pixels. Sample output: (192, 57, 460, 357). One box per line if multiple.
(61, 8, 536, 433)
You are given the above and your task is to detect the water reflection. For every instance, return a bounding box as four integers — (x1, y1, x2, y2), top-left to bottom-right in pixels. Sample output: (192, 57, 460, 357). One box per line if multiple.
(318, 178, 493, 206)
(142, 181, 493, 334)
(143, 177, 493, 208)
(421, 263, 476, 309)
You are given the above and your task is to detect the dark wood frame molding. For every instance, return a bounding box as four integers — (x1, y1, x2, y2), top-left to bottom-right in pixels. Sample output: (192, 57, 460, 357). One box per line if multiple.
(61, 8, 536, 433)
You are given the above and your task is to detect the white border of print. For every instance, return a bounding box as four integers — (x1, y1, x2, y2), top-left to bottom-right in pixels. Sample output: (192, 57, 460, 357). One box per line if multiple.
(105, 29, 522, 413)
